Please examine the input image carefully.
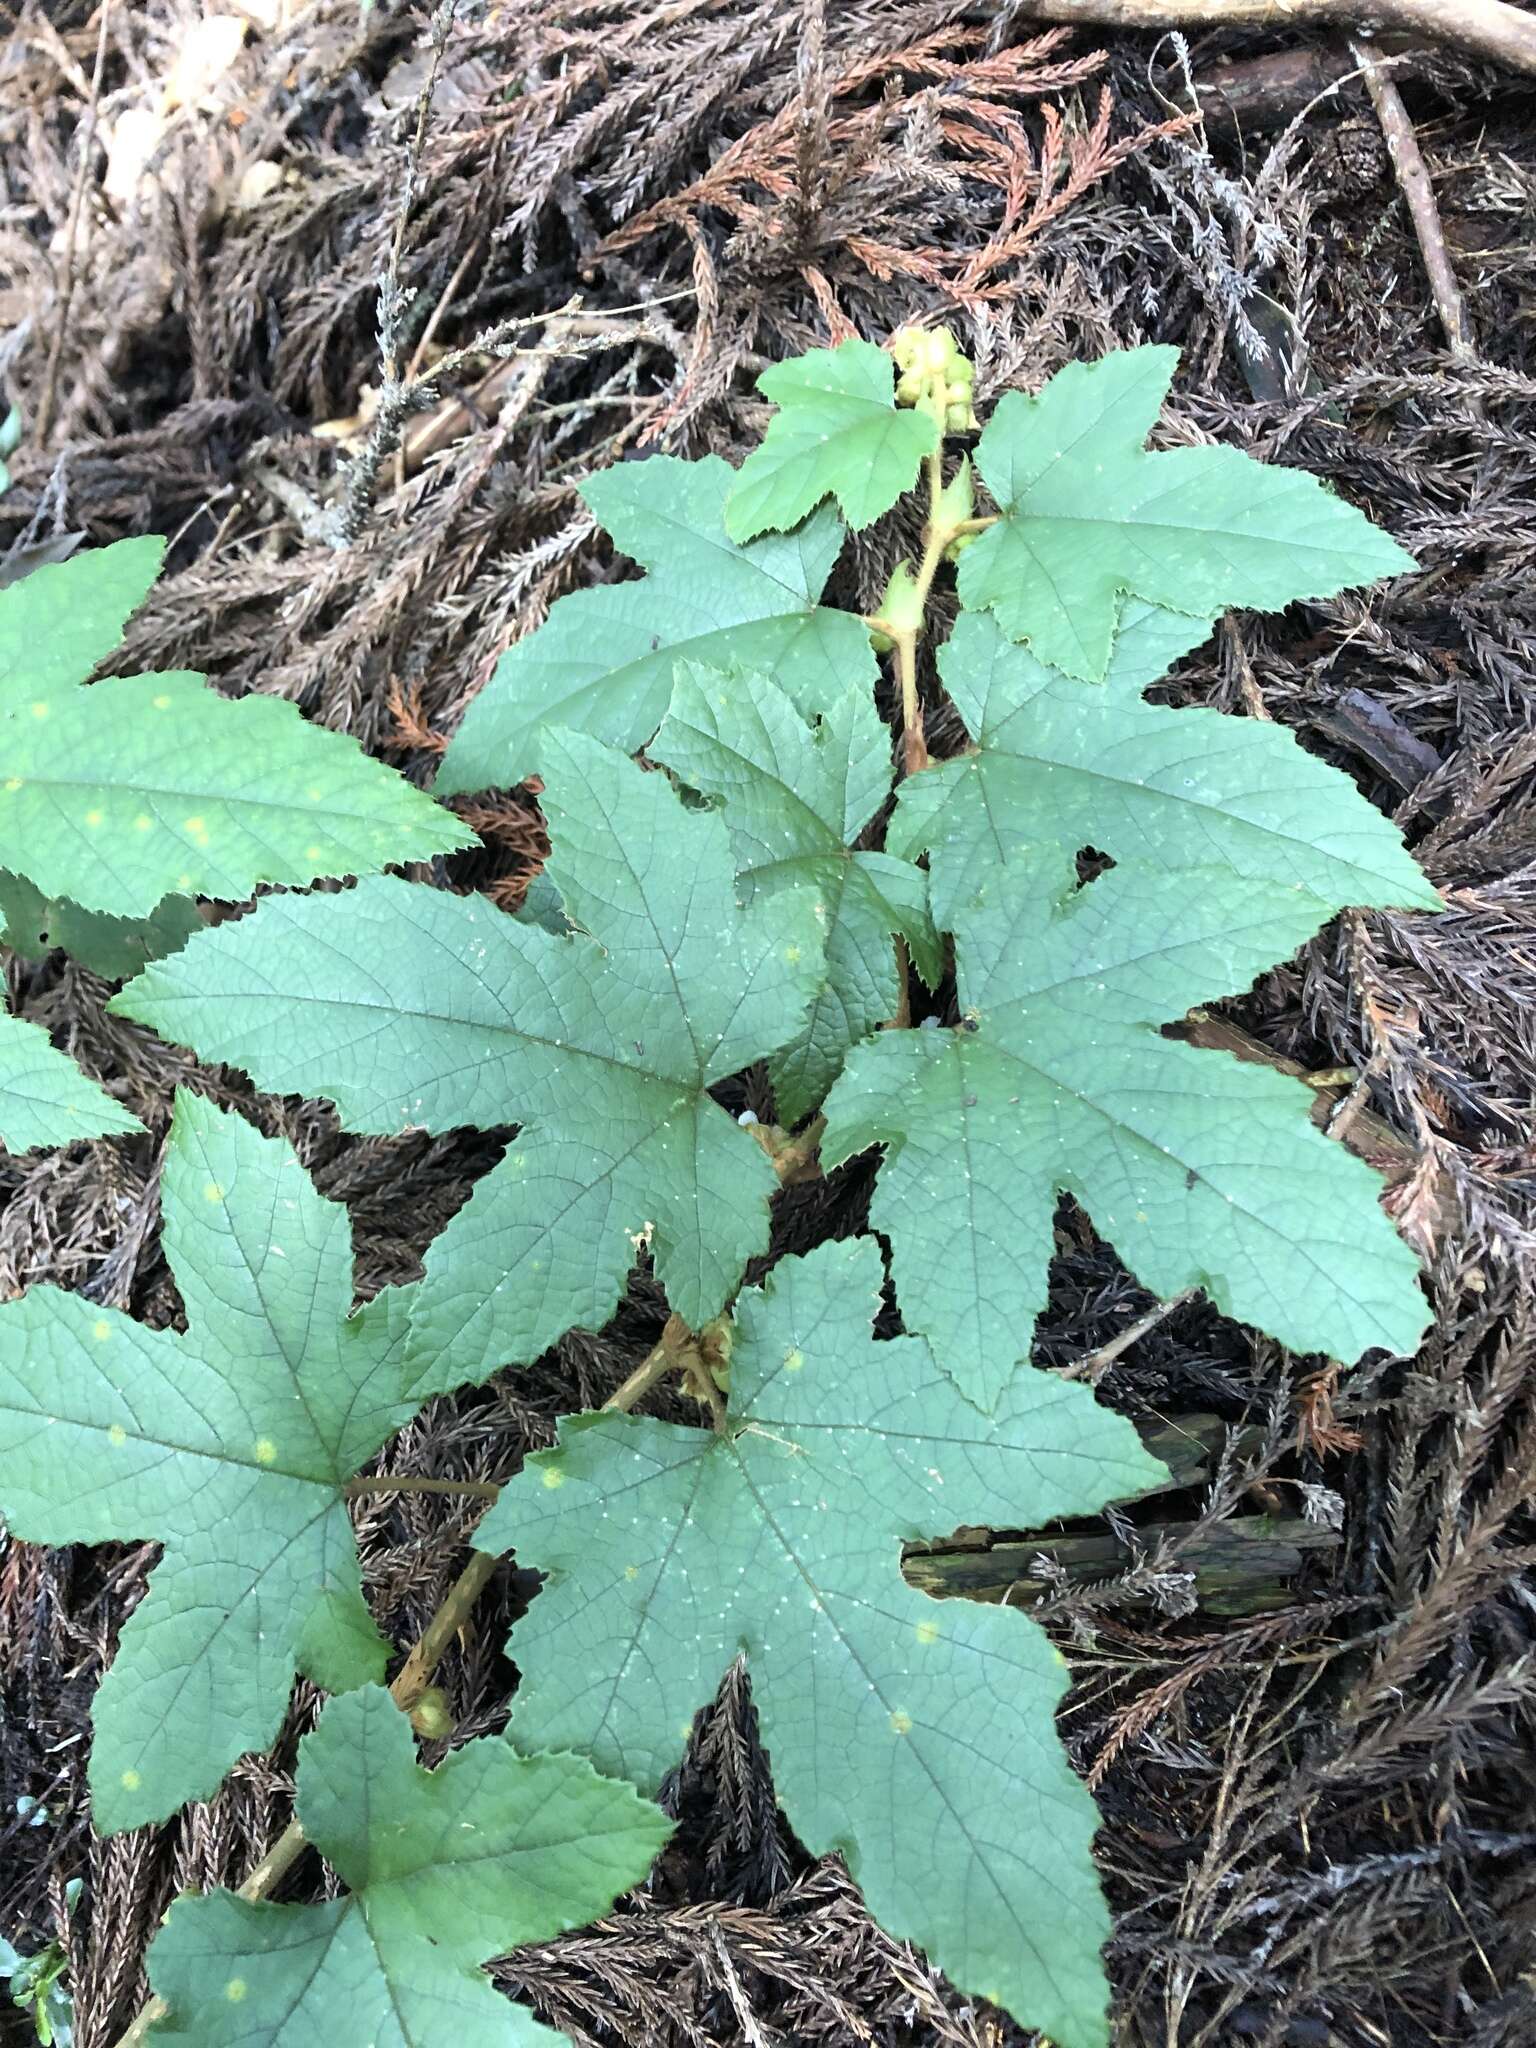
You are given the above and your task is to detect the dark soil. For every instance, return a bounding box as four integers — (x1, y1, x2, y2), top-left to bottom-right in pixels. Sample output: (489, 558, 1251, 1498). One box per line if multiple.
(1, 4, 1534, 2046)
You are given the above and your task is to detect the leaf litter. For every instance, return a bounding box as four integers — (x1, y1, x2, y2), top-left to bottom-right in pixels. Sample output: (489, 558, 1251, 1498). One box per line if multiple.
(1, 3, 1534, 2046)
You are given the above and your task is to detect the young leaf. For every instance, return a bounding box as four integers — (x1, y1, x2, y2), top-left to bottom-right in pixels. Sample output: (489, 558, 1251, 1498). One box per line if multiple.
(116, 733, 826, 1393)
(145, 1686, 671, 2048)
(957, 347, 1416, 681)
(653, 662, 940, 1121)
(723, 338, 939, 541)
(0, 534, 164, 704)
(822, 858, 1429, 1411)
(478, 1237, 1166, 2048)
(435, 455, 874, 794)
(895, 609, 1441, 928)
(0, 1007, 143, 1152)
(0, 869, 201, 980)
(0, 669, 474, 920)
(0, 1091, 416, 1830)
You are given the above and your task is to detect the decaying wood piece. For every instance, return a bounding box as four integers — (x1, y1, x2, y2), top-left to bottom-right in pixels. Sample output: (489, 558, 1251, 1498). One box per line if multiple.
(1014, 0, 1536, 76)
(905, 1515, 1339, 1616)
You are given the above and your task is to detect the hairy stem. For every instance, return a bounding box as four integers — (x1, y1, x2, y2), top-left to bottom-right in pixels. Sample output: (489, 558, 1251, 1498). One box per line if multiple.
(891, 446, 953, 778)
(601, 1335, 674, 1413)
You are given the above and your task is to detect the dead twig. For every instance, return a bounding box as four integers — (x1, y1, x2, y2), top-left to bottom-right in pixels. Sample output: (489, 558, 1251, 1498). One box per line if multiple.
(36, 0, 111, 443)
(1351, 41, 1476, 362)
(1011, 0, 1536, 76)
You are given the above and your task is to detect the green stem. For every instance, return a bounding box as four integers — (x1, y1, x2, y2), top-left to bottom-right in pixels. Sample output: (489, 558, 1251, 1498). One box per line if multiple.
(601, 1335, 674, 1413)
(891, 445, 952, 778)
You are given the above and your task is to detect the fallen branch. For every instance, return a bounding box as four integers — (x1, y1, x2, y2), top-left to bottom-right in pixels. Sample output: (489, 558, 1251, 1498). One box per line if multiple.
(904, 1513, 1339, 1617)
(1012, 0, 1536, 76)
(1352, 39, 1477, 359)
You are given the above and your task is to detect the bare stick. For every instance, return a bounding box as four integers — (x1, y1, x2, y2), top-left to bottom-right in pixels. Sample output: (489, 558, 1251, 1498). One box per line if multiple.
(37, 0, 112, 443)
(1352, 41, 1475, 360)
(1010, 0, 1536, 77)
(1058, 1290, 1197, 1383)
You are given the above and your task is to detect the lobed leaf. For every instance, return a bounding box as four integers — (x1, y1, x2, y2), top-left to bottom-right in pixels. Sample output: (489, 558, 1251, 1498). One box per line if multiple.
(435, 455, 874, 794)
(0, 533, 164, 704)
(0, 538, 472, 919)
(898, 608, 1440, 927)
(823, 857, 1430, 1410)
(116, 732, 826, 1392)
(653, 662, 940, 1121)
(0, 869, 202, 980)
(0, 1007, 144, 1152)
(146, 1685, 671, 2048)
(0, 1092, 415, 1829)
(478, 1237, 1166, 2048)
(724, 338, 938, 541)
(957, 347, 1416, 681)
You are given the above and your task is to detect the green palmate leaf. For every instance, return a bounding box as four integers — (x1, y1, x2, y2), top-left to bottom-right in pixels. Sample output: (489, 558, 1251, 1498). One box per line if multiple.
(116, 732, 826, 1393)
(0, 533, 164, 703)
(146, 1686, 671, 2048)
(653, 663, 940, 1122)
(724, 338, 939, 541)
(435, 455, 874, 794)
(0, 538, 472, 920)
(0, 1091, 416, 1830)
(822, 857, 1429, 1411)
(957, 346, 1416, 680)
(0, 1007, 143, 1152)
(478, 1237, 1165, 2048)
(0, 869, 202, 980)
(896, 608, 1441, 927)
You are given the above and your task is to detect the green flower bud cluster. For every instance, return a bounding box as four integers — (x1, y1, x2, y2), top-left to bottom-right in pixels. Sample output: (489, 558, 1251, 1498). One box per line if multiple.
(892, 326, 977, 433)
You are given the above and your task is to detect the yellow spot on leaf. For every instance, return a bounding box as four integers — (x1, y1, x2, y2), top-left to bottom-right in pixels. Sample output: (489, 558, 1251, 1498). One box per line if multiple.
(254, 1438, 277, 1465)
(134, 815, 152, 832)
(178, 872, 192, 888)
(203, 1181, 224, 1203)
(29, 701, 48, 720)
(184, 815, 210, 847)
(307, 787, 323, 802)
(224, 1979, 248, 2005)
(889, 1710, 913, 1736)
(109, 1424, 127, 1448)
(93, 1318, 112, 1342)
(153, 694, 172, 710)
(783, 944, 801, 965)
(624, 1565, 639, 1581)
(914, 1619, 938, 1645)
(541, 1465, 566, 1490)
(783, 1347, 804, 1372)
(3, 778, 20, 793)
(304, 845, 322, 862)
(120, 1769, 141, 1791)
(85, 809, 104, 828)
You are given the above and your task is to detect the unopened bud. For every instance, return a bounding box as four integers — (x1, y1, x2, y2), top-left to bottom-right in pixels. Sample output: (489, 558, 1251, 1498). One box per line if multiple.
(409, 1687, 454, 1740)
(876, 560, 925, 640)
